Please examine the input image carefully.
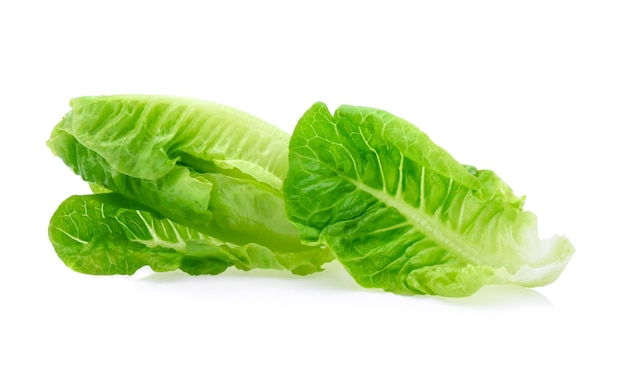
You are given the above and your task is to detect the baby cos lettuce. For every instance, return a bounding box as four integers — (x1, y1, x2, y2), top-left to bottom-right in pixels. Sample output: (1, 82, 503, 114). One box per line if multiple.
(47, 95, 573, 297)
(47, 95, 333, 276)
(283, 103, 574, 297)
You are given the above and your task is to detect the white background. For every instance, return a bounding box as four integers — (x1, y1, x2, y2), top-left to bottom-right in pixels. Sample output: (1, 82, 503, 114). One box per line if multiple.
(1, 1, 624, 385)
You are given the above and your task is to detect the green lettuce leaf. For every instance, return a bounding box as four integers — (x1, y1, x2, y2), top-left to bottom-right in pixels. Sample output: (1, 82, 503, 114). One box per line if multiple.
(56, 95, 289, 183)
(48, 95, 333, 275)
(284, 102, 574, 297)
(49, 194, 328, 275)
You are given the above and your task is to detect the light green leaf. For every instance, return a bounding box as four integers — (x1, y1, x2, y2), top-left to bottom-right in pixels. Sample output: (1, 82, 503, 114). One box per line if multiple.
(49, 194, 329, 275)
(285, 102, 574, 297)
(56, 95, 290, 180)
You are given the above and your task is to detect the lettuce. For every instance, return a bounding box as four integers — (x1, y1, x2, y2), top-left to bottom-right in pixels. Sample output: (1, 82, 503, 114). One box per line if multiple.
(283, 102, 574, 297)
(47, 95, 573, 297)
(47, 95, 333, 276)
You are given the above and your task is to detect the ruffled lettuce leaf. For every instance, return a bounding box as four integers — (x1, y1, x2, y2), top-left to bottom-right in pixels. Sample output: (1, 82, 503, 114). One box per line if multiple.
(49, 194, 328, 275)
(284, 102, 574, 297)
(56, 95, 289, 183)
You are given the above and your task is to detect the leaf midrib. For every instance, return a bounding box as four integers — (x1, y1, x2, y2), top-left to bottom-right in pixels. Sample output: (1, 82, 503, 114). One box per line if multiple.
(350, 179, 485, 267)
